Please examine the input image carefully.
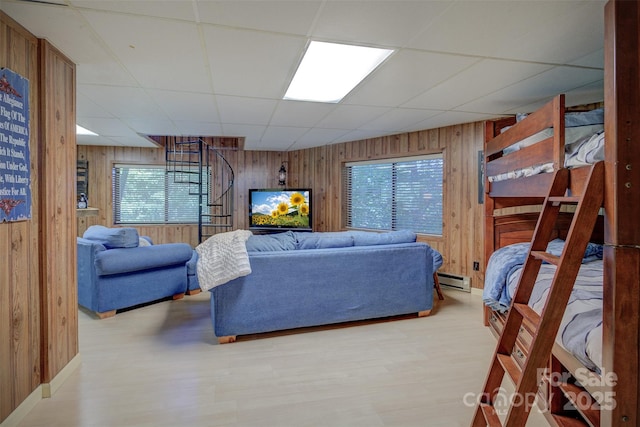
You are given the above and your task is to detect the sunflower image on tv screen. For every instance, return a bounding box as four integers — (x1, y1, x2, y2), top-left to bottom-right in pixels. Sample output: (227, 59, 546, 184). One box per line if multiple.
(250, 190, 311, 229)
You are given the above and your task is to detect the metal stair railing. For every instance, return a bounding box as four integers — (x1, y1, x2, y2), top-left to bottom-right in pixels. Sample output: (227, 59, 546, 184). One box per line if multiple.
(165, 137, 234, 243)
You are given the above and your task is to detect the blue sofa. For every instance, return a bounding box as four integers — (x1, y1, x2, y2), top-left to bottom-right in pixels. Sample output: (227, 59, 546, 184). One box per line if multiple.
(77, 226, 194, 318)
(190, 230, 443, 343)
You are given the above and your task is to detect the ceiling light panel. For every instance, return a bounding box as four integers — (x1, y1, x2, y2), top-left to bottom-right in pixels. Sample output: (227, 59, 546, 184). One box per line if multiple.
(284, 41, 393, 103)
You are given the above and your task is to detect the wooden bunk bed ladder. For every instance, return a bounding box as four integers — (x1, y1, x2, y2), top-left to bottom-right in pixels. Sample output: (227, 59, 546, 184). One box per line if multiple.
(471, 161, 604, 427)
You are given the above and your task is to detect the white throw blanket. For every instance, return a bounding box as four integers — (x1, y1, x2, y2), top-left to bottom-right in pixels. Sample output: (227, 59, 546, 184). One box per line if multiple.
(195, 230, 252, 291)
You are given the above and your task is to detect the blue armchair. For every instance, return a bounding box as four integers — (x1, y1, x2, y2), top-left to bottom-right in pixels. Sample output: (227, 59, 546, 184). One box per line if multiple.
(77, 226, 194, 318)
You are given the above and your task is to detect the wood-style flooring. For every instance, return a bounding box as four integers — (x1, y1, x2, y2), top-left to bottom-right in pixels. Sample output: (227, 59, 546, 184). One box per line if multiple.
(17, 290, 548, 426)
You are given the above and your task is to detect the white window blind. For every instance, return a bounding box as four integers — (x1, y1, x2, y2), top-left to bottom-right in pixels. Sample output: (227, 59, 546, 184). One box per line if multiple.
(343, 154, 443, 235)
(113, 165, 207, 224)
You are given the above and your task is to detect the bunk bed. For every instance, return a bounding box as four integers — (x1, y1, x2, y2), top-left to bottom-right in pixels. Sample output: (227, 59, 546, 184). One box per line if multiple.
(479, 2, 640, 424)
(482, 94, 608, 425)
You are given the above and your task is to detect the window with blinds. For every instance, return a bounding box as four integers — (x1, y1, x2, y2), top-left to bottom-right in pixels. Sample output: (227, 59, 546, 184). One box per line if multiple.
(343, 154, 443, 235)
(112, 165, 207, 224)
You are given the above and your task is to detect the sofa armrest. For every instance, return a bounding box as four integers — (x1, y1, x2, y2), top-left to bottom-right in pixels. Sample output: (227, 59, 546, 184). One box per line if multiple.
(77, 237, 107, 310)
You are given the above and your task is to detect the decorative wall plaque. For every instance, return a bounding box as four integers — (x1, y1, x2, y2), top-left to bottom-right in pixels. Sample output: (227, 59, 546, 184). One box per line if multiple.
(0, 68, 31, 222)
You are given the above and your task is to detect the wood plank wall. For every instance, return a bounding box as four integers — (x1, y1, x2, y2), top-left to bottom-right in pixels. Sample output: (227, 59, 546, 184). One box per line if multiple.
(78, 122, 487, 289)
(77, 144, 287, 246)
(38, 39, 78, 384)
(290, 123, 486, 287)
(1, 12, 77, 423)
(0, 12, 41, 423)
(0, 12, 40, 421)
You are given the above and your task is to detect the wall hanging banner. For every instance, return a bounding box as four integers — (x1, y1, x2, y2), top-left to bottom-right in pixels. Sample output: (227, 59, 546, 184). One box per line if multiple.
(0, 68, 31, 222)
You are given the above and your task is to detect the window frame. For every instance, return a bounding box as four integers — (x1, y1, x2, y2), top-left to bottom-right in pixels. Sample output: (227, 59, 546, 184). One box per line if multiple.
(112, 163, 209, 225)
(343, 153, 444, 236)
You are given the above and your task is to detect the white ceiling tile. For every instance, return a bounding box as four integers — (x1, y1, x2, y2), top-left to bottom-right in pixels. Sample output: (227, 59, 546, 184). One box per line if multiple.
(492, 1, 606, 64)
(410, 111, 501, 132)
(270, 101, 335, 128)
(221, 124, 266, 146)
(408, 1, 580, 58)
(78, 85, 168, 120)
(316, 105, 390, 129)
(76, 92, 113, 118)
(261, 126, 309, 143)
(3, 0, 607, 150)
(195, 0, 322, 35)
(250, 138, 295, 151)
(312, 1, 453, 47)
(202, 26, 305, 98)
(147, 89, 219, 122)
(71, 0, 197, 21)
(403, 59, 553, 110)
(76, 134, 108, 146)
(345, 50, 479, 107)
(81, 10, 211, 92)
(216, 96, 278, 125)
(124, 118, 180, 136)
(501, 67, 604, 113)
(457, 66, 604, 115)
(76, 117, 136, 137)
(564, 80, 605, 108)
(109, 135, 160, 147)
(76, 62, 138, 87)
(569, 49, 604, 69)
(360, 108, 438, 132)
(294, 128, 351, 147)
(334, 129, 396, 145)
(173, 121, 224, 137)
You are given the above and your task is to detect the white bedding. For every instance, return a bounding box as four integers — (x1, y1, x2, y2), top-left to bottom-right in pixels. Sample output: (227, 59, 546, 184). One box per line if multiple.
(488, 126, 605, 183)
(483, 240, 604, 373)
(507, 261, 603, 373)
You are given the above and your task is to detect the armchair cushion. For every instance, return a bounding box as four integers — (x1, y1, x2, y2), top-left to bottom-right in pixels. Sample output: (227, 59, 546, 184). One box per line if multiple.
(83, 225, 140, 249)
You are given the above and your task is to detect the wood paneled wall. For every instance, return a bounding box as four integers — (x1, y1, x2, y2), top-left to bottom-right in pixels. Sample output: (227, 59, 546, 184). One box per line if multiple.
(291, 123, 486, 288)
(1, 12, 77, 423)
(38, 39, 78, 383)
(77, 144, 286, 247)
(0, 12, 40, 423)
(79, 122, 487, 289)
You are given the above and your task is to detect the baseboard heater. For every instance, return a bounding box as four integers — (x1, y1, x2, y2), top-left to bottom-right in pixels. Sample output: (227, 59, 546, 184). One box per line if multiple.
(437, 272, 471, 293)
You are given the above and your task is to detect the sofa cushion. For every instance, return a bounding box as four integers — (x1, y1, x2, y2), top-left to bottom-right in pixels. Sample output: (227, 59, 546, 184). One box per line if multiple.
(245, 231, 297, 252)
(351, 230, 417, 246)
(296, 234, 354, 250)
(94, 243, 194, 276)
(83, 225, 140, 249)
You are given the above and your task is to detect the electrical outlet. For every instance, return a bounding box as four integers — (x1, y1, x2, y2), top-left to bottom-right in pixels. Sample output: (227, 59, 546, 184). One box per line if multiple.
(473, 261, 480, 271)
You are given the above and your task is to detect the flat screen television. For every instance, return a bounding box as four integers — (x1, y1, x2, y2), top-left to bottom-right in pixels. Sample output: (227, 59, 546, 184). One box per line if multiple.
(249, 188, 312, 232)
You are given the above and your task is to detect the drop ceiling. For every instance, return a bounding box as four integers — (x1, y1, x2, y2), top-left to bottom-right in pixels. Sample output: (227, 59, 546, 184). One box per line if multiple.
(2, 0, 606, 150)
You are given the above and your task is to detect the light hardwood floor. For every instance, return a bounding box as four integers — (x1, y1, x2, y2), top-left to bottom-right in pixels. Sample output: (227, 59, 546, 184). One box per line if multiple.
(17, 290, 548, 427)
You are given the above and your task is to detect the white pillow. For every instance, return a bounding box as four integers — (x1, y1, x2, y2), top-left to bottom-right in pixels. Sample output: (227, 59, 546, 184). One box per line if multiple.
(138, 237, 151, 247)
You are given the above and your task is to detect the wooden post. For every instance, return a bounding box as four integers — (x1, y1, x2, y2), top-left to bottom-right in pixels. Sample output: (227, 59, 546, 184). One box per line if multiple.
(603, 0, 640, 425)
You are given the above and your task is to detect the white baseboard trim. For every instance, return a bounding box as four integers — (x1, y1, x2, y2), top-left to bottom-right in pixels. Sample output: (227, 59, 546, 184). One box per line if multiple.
(0, 386, 42, 427)
(42, 352, 82, 398)
(1, 353, 81, 427)
(470, 287, 483, 296)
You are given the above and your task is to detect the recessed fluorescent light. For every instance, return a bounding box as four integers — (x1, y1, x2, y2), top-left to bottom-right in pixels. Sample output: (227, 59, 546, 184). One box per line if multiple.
(284, 41, 393, 103)
(76, 124, 98, 136)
